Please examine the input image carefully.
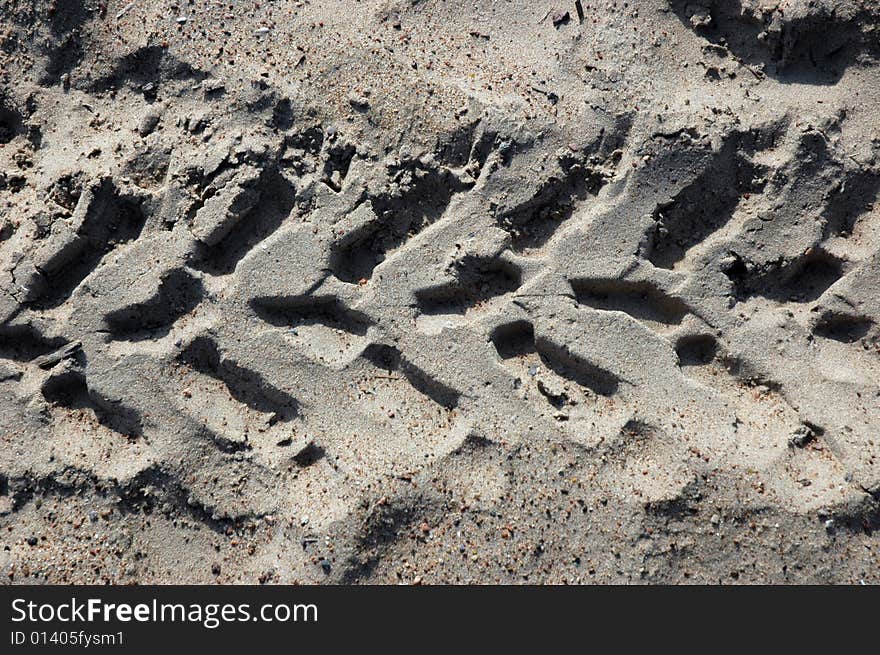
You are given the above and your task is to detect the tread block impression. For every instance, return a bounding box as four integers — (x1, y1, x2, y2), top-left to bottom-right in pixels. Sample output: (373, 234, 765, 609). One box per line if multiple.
(415, 256, 521, 316)
(646, 136, 762, 269)
(41, 369, 144, 438)
(104, 269, 204, 340)
(0, 324, 66, 362)
(494, 160, 607, 253)
(362, 343, 460, 409)
(178, 337, 299, 421)
(251, 295, 372, 336)
(191, 169, 297, 275)
(329, 163, 468, 283)
(571, 278, 689, 326)
(30, 180, 147, 309)
(491, 321, 621, 397)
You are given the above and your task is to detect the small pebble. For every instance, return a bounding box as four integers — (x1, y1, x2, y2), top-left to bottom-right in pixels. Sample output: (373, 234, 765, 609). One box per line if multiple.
(552, 11, 570, 27)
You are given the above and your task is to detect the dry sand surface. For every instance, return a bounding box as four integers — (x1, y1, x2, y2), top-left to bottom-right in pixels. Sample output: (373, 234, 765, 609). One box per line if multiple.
(0, 0, 879, 584)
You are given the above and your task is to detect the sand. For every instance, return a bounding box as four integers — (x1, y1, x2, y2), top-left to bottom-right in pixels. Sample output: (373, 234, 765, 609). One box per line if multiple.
(0, 0, 878, 584)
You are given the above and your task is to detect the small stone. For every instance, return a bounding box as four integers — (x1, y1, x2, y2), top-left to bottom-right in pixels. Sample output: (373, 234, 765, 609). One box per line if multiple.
(138, 112, 160, 137)
(211, 562, 221, 575)
(689, 11, 712, 29)
(788, 425, 815, 448)
(27, 536, 38, 546)
(537, 376, 568, 405)
(348, 92, 370, 111)
(33, 341, 82, 369)
(552, 10, 570, 27)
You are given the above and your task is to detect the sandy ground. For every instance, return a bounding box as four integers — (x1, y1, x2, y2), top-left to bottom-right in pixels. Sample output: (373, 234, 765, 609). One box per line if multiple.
(0, 0, 878, 584)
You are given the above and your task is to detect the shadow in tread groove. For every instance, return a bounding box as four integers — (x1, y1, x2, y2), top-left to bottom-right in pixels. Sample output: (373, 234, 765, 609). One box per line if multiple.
(329, 164, 470, 283)
(104, 269, 204, 341)
(293, 442, 326, 468)
(823, 170, 880, 238)
(0, 95, 24, 145)
(116, 465, 260, 533)
(42, 369, 144, 438)
(251, 295, 372, 336)
(733, 250, 844, 303)
(31, 181, 147, 309)
(0, 325, 66, 361)
(178, 337, 299, 421)
(362, 343, 460, 409)
(490, 321, 621, 396)
(572, 278, 689, 325)
(666, 0, 879, 85)
(88, 45, 208, 94)
(675, 334, 719, 367)
(415, 256, 521, 316)
(192, 169, 297, 275)
(812, 312, 873, 344)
